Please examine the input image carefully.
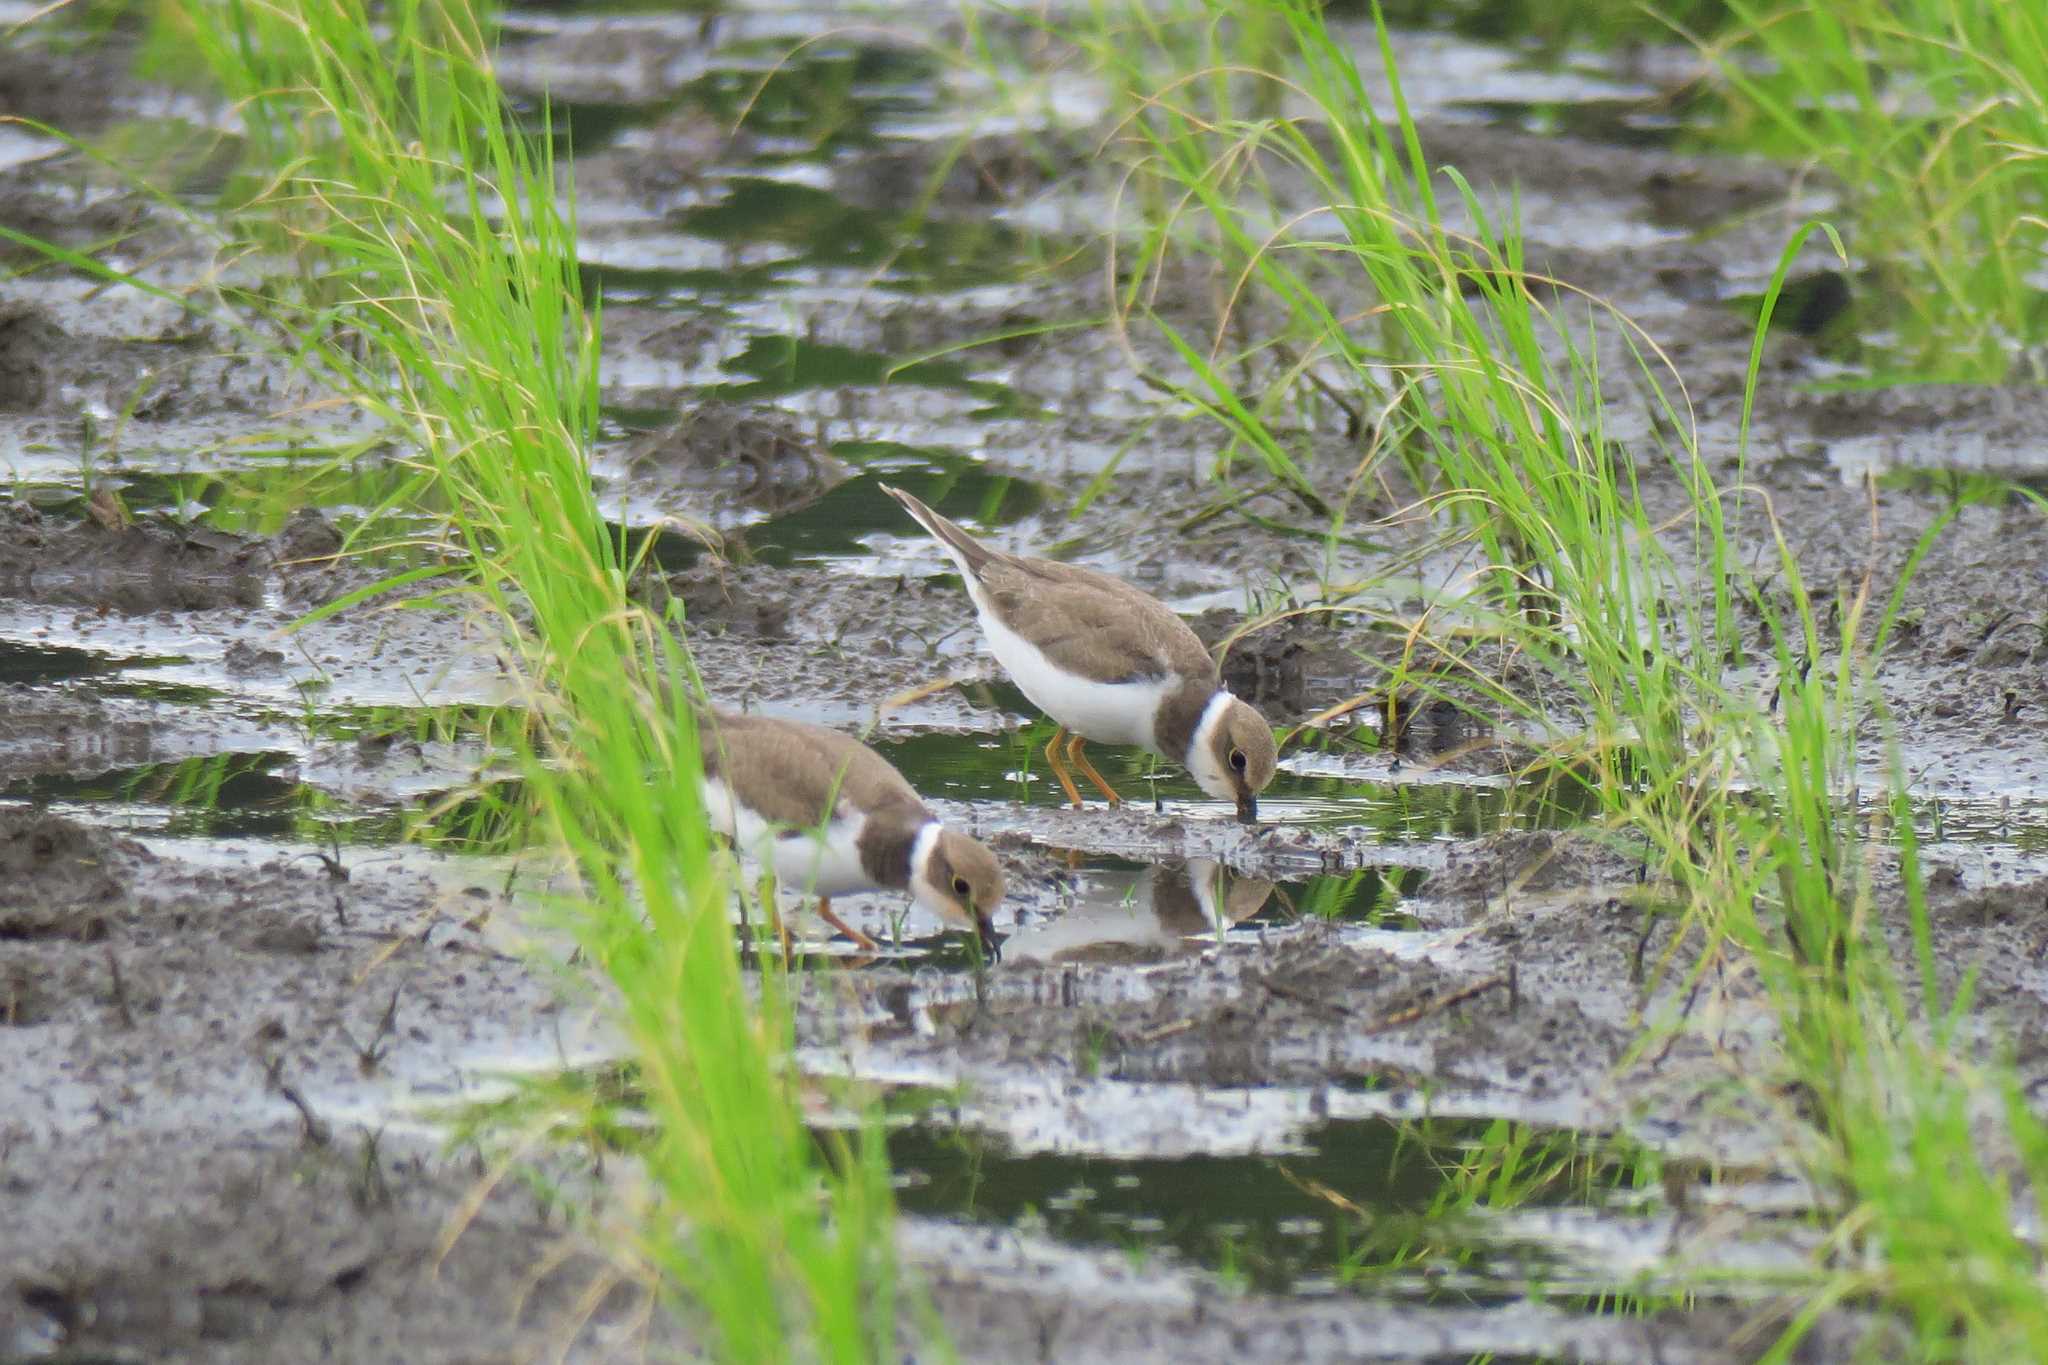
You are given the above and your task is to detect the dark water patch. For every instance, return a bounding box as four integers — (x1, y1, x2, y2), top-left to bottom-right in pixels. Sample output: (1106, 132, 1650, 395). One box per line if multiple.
(874, 722, 1597, 841)
(1455, 97, 1688, 150)
(887, 1113, 1643, 1296)
(630, 452, 1051, 569)
(514, 34, 963, 170)
(583, 184, 1058, 300)
(604, 402, 699, 437)
(446, 1060, 1654, 1304)
(6, 752, 406, 842)
(750, 457, 1049, 565)
(1876, 469, 2048, 502)
(0, 640, 190, 685)
(506, 0, 718, 16)
(704, 333, 1035, 414)
(1369, 0, 1739, 52)
(584, 257, 786, 305)
(1722, 268, 1858, 347)
(674, 41, 947, 162)
(674, 177, 1050, 292)
(530, 96, 664, 154)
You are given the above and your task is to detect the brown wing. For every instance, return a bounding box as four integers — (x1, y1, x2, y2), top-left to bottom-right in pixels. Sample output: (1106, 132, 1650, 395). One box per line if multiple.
(699, 711, 926, 828)
(881, 481, 1218, 685)
(979, 557, 1219, 685)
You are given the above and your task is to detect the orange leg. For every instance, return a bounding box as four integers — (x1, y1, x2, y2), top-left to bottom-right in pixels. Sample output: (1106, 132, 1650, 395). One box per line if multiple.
(815, 896, 881, 953)
(879, 674, 962, 714)
(764, 893, 793, 968)
(1065, 733, 1122, 807)
(1044, 726, 1086, 809)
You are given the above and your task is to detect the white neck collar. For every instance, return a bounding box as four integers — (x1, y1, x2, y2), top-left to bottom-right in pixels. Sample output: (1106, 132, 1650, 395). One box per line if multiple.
(908, 820, 943, 881)
(1185, 690, 1238, 797)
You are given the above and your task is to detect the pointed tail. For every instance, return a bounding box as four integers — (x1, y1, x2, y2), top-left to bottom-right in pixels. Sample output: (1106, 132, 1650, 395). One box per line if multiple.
(879, 483, 997, 579)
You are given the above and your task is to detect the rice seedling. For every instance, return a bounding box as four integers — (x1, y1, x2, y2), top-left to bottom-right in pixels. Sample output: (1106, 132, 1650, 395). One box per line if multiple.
(1686, 0, 2048, 378)
(1316, 0, 2048, 376)
(1050, 0, 2048, 1349)
(125, 0, 904, 1355)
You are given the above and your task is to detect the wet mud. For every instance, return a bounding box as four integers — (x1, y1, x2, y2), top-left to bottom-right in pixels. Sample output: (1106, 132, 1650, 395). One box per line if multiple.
(0, 807, 647, 1362)
(7, 4, 2048, 1361)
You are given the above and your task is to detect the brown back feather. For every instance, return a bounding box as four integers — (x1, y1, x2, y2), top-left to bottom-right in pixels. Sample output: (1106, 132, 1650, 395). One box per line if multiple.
(883, 484, 1217, 686)
(980, 558, 1218, 685)
(699, 711, 927, 829)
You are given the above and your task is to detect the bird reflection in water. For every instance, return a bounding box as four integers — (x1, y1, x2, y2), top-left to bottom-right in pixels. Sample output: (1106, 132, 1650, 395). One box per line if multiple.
(1002, 857, 1276, 965)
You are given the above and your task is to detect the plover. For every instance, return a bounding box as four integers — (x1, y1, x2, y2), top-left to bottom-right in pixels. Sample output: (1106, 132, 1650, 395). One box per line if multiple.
(698, 709, 1004, 952)
(882, 484, 1277, 822)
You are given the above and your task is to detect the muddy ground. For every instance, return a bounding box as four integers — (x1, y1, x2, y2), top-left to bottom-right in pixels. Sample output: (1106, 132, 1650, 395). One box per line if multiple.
(5, 6, 2048, 1363)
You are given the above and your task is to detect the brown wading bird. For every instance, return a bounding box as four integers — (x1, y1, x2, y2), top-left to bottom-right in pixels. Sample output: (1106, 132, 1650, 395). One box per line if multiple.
(882, 484, 1278, 823)
(697, 710, 1005, 953)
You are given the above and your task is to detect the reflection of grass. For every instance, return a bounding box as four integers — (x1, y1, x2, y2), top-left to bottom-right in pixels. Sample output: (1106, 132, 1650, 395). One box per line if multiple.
(1292, 867, 1421, 923)
(474, 1065, 1688, 1307)
(1322, 1118, 1671, 1303)
(140, 0, 900, 1356)
(9, 752, 336, 839)
(883, 711, 1599, 837)
(890, 1110, 1624, 1295)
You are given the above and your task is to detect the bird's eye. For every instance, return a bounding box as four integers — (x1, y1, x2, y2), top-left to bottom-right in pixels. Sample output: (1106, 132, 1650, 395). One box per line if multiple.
(953, 876, 972, 897)
(1229, 748, 1248, 772)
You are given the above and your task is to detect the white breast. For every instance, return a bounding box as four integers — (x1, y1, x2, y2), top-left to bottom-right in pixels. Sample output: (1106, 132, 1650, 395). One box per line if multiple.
(701, 778, 876, 898)
(1001, 860, 1221, 964)
(976, 599, 1173, 751)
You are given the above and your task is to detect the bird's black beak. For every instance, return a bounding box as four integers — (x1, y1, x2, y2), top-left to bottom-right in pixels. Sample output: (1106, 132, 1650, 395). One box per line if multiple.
(975, 913, 1003, 963)
(1236, 793, 1259, 825)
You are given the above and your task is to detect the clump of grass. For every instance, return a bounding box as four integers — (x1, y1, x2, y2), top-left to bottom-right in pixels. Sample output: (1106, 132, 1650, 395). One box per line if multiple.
(141, 0, 900, 1355)
(1055, 0, 2048, 1350)
(1690, 0, 2048, 378)
(1337, 0, 2048, 378)
(1705, 731, 2048, 1358)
